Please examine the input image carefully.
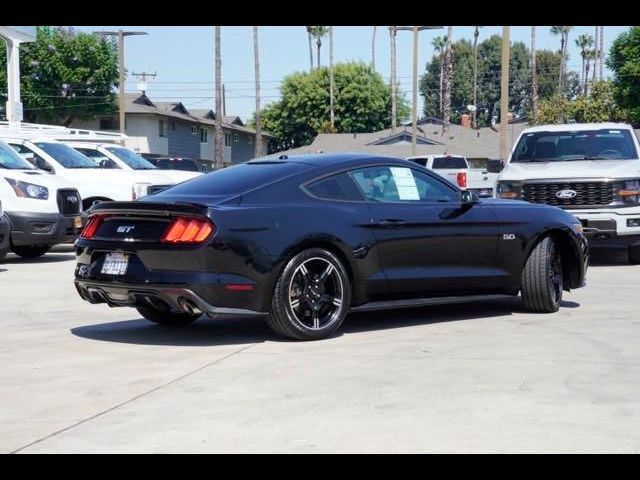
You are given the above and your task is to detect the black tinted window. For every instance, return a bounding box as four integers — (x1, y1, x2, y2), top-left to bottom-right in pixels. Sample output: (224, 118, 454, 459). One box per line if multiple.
(306, 173, 363, 201)
(154, 161, 310, 196)
(432, 156, 467, 169)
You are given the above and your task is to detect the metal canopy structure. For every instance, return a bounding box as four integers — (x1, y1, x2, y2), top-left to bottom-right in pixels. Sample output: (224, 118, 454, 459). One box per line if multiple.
(0, 26, 37, 128)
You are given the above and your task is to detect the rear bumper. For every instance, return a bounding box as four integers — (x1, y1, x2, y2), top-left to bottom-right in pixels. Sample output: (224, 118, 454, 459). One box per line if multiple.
(6, 211, 82, 247)
(0, 215, 10, 252)
(7, 212, 81, 245)
(74, 280, 266, 316)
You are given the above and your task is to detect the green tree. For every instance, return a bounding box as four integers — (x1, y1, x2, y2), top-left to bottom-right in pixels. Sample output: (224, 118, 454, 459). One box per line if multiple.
(536, 80, 621, 124)
(0, 26, 119, 126)
(253, 62, 409, 151)
(608, 26, 640, 124)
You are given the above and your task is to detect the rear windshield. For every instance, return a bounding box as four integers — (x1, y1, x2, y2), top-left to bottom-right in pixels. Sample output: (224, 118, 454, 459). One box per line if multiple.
(153, 161, 310, 196)
(106, 147, 157, 170)
(0, 142, 36, 170)
(432, 156, 467, 169)
(35, 142, 99, 169)
(512, 129, 639, 162)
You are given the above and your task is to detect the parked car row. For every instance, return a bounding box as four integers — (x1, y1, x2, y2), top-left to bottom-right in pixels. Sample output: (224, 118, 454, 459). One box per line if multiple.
(0, 123, 203, 259)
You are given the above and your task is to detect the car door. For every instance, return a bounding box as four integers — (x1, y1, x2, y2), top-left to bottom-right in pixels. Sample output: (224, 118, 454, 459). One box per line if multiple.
(350, 165, 502, 298)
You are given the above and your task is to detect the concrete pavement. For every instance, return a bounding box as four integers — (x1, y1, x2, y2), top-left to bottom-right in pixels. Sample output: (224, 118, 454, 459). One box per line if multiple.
(0, 248, 639, 453)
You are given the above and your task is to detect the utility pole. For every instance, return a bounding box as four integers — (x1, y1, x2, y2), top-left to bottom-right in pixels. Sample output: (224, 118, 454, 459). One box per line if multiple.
(131, 71, 157, 95)
(390, 26, 397, 134)
(253, 27, 262, 158)
(500, 26, 511, 162)
(222, 84, 227, 116)
(214, 26, 224, 170)
(599, 26, 604, 81)
(329, 26, 335, 131)
(395, 26, 443, 154)
(95, 30, 148, 144)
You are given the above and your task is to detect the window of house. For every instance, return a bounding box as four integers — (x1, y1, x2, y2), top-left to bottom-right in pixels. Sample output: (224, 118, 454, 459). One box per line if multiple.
(192, 125, 198, 135)
(224, 133, 232, 147)
(248, 136, 253, 145)
(159, 120, 167, 138)
(233, 133, 239, 143)
(200, 128, 208, 144)
(171, 121, 176, 131)
(99, 117, 118, 131)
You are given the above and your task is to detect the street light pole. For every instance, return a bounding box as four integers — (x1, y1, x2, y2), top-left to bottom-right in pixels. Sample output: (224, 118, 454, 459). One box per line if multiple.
(500, 26, 511, 162)
(95, 30, 148, 144)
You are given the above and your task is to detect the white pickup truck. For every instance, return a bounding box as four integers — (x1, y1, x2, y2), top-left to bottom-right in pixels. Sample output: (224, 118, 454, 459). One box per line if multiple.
(494, 122, 640, 264)
(407, 154, 497, 198)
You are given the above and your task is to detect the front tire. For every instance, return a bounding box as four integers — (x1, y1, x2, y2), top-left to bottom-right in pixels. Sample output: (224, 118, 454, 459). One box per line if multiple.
(136, 306, 200, 326)
(267, 248, 351, 341)
(629, 246, 640, 265)
(0, 248, 8, 261)
(11, 245, 51, 259)
(521, 236, 563, 313)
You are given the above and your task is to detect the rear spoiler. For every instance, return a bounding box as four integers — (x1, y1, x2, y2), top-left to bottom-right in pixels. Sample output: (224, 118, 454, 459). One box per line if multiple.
(87, 201, 211, 218)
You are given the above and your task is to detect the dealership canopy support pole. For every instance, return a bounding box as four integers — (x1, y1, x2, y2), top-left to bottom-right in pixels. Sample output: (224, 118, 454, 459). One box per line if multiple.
(5, 38, 23, 129)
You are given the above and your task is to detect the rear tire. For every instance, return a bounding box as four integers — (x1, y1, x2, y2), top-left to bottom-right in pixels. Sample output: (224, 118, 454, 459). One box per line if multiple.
(629, 246, 640, 265)
(521, 236, 563, 313)
(267, 248, 351, 341)
(11, 245, 51, 259)
(136, 306, 200, 326)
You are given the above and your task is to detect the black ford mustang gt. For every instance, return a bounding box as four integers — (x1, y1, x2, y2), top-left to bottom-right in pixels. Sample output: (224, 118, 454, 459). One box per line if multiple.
(74, 153, 589, 340)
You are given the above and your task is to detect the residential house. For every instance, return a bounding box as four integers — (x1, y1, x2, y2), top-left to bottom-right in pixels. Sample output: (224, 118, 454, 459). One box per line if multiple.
(69, 93, 272, 166)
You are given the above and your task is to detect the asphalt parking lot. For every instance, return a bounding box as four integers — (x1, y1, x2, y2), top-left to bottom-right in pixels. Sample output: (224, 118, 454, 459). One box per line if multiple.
(1, 246, 639, 453)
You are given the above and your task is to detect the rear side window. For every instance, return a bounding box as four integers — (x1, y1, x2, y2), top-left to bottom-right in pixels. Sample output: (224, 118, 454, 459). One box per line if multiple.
(154, 161, 310, 196)
(432, 156, 467, 169)
(306, 173, 364, 201)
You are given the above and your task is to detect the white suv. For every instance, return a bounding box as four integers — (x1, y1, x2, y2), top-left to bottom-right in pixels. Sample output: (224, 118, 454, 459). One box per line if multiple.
(0, 135, 175, 211)
(496, 123, 640, 263)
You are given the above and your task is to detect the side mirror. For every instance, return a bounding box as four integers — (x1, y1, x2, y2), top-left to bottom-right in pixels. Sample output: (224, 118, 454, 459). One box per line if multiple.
(461, 190, 480, 205)
(486, 159, 505, 174)
(34, 157, 53, 173)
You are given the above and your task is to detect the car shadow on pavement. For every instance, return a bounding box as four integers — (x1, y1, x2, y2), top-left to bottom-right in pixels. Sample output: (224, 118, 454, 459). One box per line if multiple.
(589, 250, 634, 267)
(71, 296, 567, 346)
(1, 253, 75, 264)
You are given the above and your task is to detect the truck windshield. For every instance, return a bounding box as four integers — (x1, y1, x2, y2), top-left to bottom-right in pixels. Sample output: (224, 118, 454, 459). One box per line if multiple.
(106, 147, 157, 170)
(0, 142, 36, 170)
(432, 157, 468, 169)
(512, 129, 639, 162)
(35, 142, 99, 169)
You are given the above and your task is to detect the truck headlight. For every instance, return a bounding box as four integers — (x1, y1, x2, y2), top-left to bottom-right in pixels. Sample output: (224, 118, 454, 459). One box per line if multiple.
(497, 181, 522, 200)
(4, 178, 49, 200)
(618, 180, 640, 204)
(132, 183, 152, 200)
(0, 199, 4, 217)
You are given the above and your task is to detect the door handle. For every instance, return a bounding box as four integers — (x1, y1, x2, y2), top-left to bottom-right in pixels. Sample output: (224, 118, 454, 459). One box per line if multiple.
(377, 219, 406, 227)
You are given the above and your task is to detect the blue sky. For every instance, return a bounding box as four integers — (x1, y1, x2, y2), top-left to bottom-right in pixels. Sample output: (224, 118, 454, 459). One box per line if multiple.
(77, 26, 632, 122)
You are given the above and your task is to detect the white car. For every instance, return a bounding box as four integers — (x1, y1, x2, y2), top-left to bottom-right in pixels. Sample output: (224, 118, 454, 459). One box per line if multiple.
(406, 154, 497, 198)
(495, 122, 640, 264)
(64, 141, 202, 184)
(0, 135, 176, 211)
(0, 138, 82, 259)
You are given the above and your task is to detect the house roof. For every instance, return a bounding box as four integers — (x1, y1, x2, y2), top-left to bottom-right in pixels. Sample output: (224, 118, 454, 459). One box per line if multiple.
(278, 123, 530, 159)
(124, 93, 273, 138)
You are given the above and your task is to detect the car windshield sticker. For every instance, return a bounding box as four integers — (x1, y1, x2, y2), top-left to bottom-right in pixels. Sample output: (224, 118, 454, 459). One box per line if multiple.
(390, 167, 420, 200)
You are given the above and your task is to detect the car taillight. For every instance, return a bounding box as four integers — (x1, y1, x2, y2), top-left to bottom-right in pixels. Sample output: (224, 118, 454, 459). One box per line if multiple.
(81, 215, 104, 239)
(457, 172, 467, 188)
(161, 217, 215, 244)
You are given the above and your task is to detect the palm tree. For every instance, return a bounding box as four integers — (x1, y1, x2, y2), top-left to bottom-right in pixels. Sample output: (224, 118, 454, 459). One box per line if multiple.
(305, 27, 314, 71)
(550, 26, 572, 92)
(599, 26, 604, 80)
(309, 26, 329, 69)
(214, 26, 224, 170)
(253, 26, 262, 158)
(575, 34, 594, 95)
(585, 49, 596, 96)
(531, 26, 539, 122)
(371, 26, 377, 70)
(593, 26, 599, 82)
(329, 26, 335, 131)
(432, 35, 447, 115)
(442, 26, 454, 135)
(390, 26, 397, 133)
(472, 26, 482, 129)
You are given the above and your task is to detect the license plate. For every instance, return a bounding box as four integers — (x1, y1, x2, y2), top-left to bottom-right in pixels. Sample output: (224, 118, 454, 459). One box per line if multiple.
(74, 216, 83, 229)
(101, 252, 129, 276)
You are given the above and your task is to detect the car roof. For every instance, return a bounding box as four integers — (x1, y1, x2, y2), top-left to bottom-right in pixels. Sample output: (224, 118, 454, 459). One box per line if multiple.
(520, 122, 634, 134)
(255, 152, 411, 169)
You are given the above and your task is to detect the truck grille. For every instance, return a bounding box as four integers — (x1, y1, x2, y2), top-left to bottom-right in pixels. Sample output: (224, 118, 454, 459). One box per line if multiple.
(57, 189, 82, 215)
(522, 182, 616, 208)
